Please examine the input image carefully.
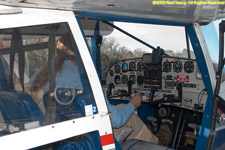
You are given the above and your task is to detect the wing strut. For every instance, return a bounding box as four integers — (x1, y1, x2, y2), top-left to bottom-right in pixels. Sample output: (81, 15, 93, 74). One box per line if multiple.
(103, 21, 157, 50)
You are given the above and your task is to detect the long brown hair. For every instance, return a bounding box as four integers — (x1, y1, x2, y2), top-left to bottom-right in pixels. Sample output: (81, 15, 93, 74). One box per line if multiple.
(30, 34, 76, 92)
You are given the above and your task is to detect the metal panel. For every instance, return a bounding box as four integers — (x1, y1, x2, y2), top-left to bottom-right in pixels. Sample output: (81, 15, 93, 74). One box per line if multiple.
(0, 0, 223, 24)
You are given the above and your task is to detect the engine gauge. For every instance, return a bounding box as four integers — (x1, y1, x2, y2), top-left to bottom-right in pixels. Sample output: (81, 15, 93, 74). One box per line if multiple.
(173, 61, 182, 73)
(129, 75, 136, 84)
(114, 75, 120, 84)
(129, 62, 136, 71)
(109, 70, 114, 76)
(163, 61, 171, 72)
(122, 75, 128, 84)
(122, 63, 128, 72)
(184, 61, 194, 73)
(137, 62, 142, 72)
(137, 75, 144, 85)
(114, 64, 120, 74)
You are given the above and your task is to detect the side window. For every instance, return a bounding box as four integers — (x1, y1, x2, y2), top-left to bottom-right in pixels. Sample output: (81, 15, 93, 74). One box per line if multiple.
(0, 23, 98, 136)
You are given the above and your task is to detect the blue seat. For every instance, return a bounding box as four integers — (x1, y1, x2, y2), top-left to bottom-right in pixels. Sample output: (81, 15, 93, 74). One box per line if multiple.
(0, 89, 45, 135)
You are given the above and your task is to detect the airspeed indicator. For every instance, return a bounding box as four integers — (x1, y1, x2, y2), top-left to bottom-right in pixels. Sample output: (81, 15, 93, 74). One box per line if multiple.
(173, 61, 182, 73)
(184, 61, 194, 73)
(163, 61, 171, 72)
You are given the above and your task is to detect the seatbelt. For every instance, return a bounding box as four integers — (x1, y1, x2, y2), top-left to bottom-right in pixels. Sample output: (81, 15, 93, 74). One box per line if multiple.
(8, 29, 25, 91)
(18, 31, 25, 91)
(45, 26, 57, 125)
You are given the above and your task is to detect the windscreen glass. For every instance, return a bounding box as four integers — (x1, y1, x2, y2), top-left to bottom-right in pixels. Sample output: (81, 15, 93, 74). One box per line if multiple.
(0, 23, 98, 141)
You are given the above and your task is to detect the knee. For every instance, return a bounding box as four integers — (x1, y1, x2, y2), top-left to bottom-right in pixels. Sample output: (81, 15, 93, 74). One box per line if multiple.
(116, 103, 126, 108)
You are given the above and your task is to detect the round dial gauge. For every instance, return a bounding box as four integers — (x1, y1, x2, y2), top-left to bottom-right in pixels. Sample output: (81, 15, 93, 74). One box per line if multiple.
(184, 61, 194, 73)
(114, 75, 120, 84)
(137, 62, 142, 72)
(129, 75, 136, 84)
(109, 70, 114, 76)
(137, 75, 144, 85)
(114, 64, 120, 74)
(163, 61, 172, 72)
(173, 61, 182, 73)
(122, 63, 128, 72)
(122, 75, 128, 84)
(129, 62, 136, 71)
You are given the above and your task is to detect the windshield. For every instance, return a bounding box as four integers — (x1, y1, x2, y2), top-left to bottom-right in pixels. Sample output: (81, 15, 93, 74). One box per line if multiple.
(211, 20, 225, 149)
(101, 22, 195, 77)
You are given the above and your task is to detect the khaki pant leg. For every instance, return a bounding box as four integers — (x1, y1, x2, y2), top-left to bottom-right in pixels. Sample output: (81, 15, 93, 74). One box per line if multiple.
(113, 104, 158, 143)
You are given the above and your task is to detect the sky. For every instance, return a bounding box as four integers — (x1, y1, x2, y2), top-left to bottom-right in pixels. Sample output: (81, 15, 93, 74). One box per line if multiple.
(105, 22, 186, 53)
(104, 21, 221, 56)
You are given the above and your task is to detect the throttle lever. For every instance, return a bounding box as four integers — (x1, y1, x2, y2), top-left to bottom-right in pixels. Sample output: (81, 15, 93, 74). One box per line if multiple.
(149, 87, 155, 105)
(177, 83, 182, 102)
(107, 83, 115, 97)
(127, 80, 132, 96)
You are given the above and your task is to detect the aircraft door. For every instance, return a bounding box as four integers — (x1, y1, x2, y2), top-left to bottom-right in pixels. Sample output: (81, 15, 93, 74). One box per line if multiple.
(0, 10, 114, 149)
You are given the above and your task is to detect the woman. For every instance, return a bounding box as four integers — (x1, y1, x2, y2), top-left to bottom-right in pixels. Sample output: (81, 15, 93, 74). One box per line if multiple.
(29, 33, 171, 146)
(30, 34, 83, 114)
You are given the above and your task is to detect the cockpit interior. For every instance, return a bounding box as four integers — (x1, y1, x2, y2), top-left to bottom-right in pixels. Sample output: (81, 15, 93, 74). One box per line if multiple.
(102, 48, 207, 149)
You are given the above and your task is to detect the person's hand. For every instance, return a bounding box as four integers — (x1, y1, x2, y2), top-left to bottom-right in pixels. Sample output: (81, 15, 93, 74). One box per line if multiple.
(129, 93, 142, 109)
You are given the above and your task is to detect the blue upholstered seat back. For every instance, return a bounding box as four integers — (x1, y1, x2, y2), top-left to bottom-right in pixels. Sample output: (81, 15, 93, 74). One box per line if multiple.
(0, 57, 45, 136)
(0, 90, 45, 127)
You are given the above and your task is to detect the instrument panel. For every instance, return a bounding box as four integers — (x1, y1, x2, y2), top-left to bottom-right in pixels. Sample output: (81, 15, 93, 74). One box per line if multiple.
(102, 55, 207, 112)
(107, 58, 143, 86)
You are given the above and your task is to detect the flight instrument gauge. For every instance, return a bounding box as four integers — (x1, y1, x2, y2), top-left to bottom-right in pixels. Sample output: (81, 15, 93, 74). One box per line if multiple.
(109, 70, 114, 76)
(114, 64, 120, 74)
(122, 63, 128, 72)
(173, 61, 182, 73)
(184, 61, 194, 73)
(129, 75, 136, 84)
(114, 75, 121, 84)
(129, 62, 136, 71)
(122, 75, 128, 84)
(163, 61, 172, 72)
(137, 62, 142, 72)
(137, 75, 144, 85)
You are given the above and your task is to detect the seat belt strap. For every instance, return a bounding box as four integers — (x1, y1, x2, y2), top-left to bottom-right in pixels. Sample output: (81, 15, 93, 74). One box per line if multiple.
(8, 29, 18, 90)
(45, 26, 57, 124)
(8, 29, 24, 91)
(17, 30, 25, 91)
